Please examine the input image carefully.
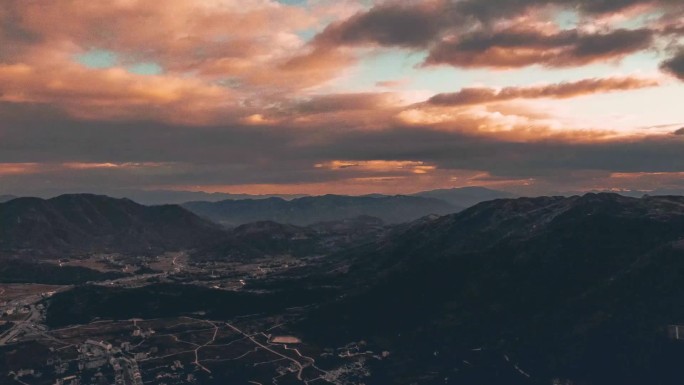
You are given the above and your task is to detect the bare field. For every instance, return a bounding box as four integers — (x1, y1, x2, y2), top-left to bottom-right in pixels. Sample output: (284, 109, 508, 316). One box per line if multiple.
(41, 255, 123, 272)
(0, 283, 65, 303)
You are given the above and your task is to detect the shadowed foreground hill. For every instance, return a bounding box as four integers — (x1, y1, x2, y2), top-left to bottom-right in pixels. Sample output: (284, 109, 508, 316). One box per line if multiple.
(0, 194, 225, 257)
(182, 194, 458, 226)
(192, 216, 387, 261)
(301, 193, 684, 385)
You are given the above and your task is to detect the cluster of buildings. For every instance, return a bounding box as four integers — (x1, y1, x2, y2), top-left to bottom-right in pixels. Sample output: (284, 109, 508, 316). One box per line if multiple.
(9, 326, 208, 385)
(131, 328, 156, 338)
(8, 368, 43, 383)
(1, 292, 50, 318)
(47, 339, 146, 385)
(2, 304, 30, 317)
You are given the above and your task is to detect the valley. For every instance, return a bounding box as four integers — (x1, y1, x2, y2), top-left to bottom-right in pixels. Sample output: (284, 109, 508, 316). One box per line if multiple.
(3, 193, 684, 384)
(0, 238, 376, 385)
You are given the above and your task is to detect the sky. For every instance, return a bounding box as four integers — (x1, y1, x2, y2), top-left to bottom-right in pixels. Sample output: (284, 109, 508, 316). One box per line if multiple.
(1, 0, 684, 197)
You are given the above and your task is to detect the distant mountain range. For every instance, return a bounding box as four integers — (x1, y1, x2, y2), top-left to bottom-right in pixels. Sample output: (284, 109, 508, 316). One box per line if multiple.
(103, 189, 307, 205)
(183, 194, 459, 226)
(0, 190, 305, 205)
(413, 186, 516, 207)
(0, 187, 518, 256)
(0, 194, 223, 257)
(300, 193, 684, 384)
(0, 186, 514, 206)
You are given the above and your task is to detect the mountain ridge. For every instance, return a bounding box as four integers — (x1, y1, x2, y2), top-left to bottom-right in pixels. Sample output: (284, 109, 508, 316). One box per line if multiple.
(183, 194, 459, 226)
(299, 193, 684, 384)
(0, 193, 225, 257)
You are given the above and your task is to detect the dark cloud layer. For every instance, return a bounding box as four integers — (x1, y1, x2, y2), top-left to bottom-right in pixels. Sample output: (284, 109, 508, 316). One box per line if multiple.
(314, 2, 445, 48)
(316, 0, 672, 49)
(3, 104, 684, 195)
(425, 28, 655, 68)
(661, 49, 684, 80)
(294, 93, 397, 114)
(458, 0, 677, 20)
(311, 0, 682, 74)
(427, 77, 659, 106)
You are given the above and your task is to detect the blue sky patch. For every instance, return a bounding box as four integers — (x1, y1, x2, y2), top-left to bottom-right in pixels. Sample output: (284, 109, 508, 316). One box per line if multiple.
(75, 49, 118, 69)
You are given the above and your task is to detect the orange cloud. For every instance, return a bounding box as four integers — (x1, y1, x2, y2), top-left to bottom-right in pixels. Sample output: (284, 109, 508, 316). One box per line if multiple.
(560, 171, 684, 193)
(4, 0, 357, 93)
(251, 92, 407, 131)
(277, 46, 357, 89)
(10, 1, 316, 68)
(0, 162, 171, 176)
(0, 163, 41, 176)
(160, 168, 534, 196)
(0, 61, 234, 124)
(376, 79, 409, 89)
(427, 76, 661, 106)
(0, 0, 361, 123)
(315, 160, 437, 174)
(396, 102, 631, 143)
(61, 162, 169, 170)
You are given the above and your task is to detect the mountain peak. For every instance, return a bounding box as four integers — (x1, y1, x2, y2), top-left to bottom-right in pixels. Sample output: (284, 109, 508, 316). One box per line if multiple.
(0, 194, 224, 257)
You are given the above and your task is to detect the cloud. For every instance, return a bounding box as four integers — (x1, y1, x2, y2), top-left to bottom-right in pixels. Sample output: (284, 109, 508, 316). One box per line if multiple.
(0, 161, 170, 176)
(0, 62, 235, 124)
(661, 49, 684, 80)
(254, 92, 406, 131)
(457, 0, 671, 21)
(2, 106, 684, 196)
(61, 162, 169, 170)
(4, 0, 317, 70)
(0, 0, 677, 126)
(426, 76, 660, 106)
(376, 79, 409, 88)
(424, 27, 655, 69)
(307, 0, 682, 71)
(313, 1, 445, 48)
(315, 160, 437, 174)
(0, 0, 358, 121)
(293, 93, 402, 114)
(0, 163, 41, 176)
(312, 0, 671, 52)
(316, 127, 684, 179)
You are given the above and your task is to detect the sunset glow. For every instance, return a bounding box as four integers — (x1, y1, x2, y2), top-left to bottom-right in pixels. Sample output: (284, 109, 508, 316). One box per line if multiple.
(1, 0, 683, 196)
